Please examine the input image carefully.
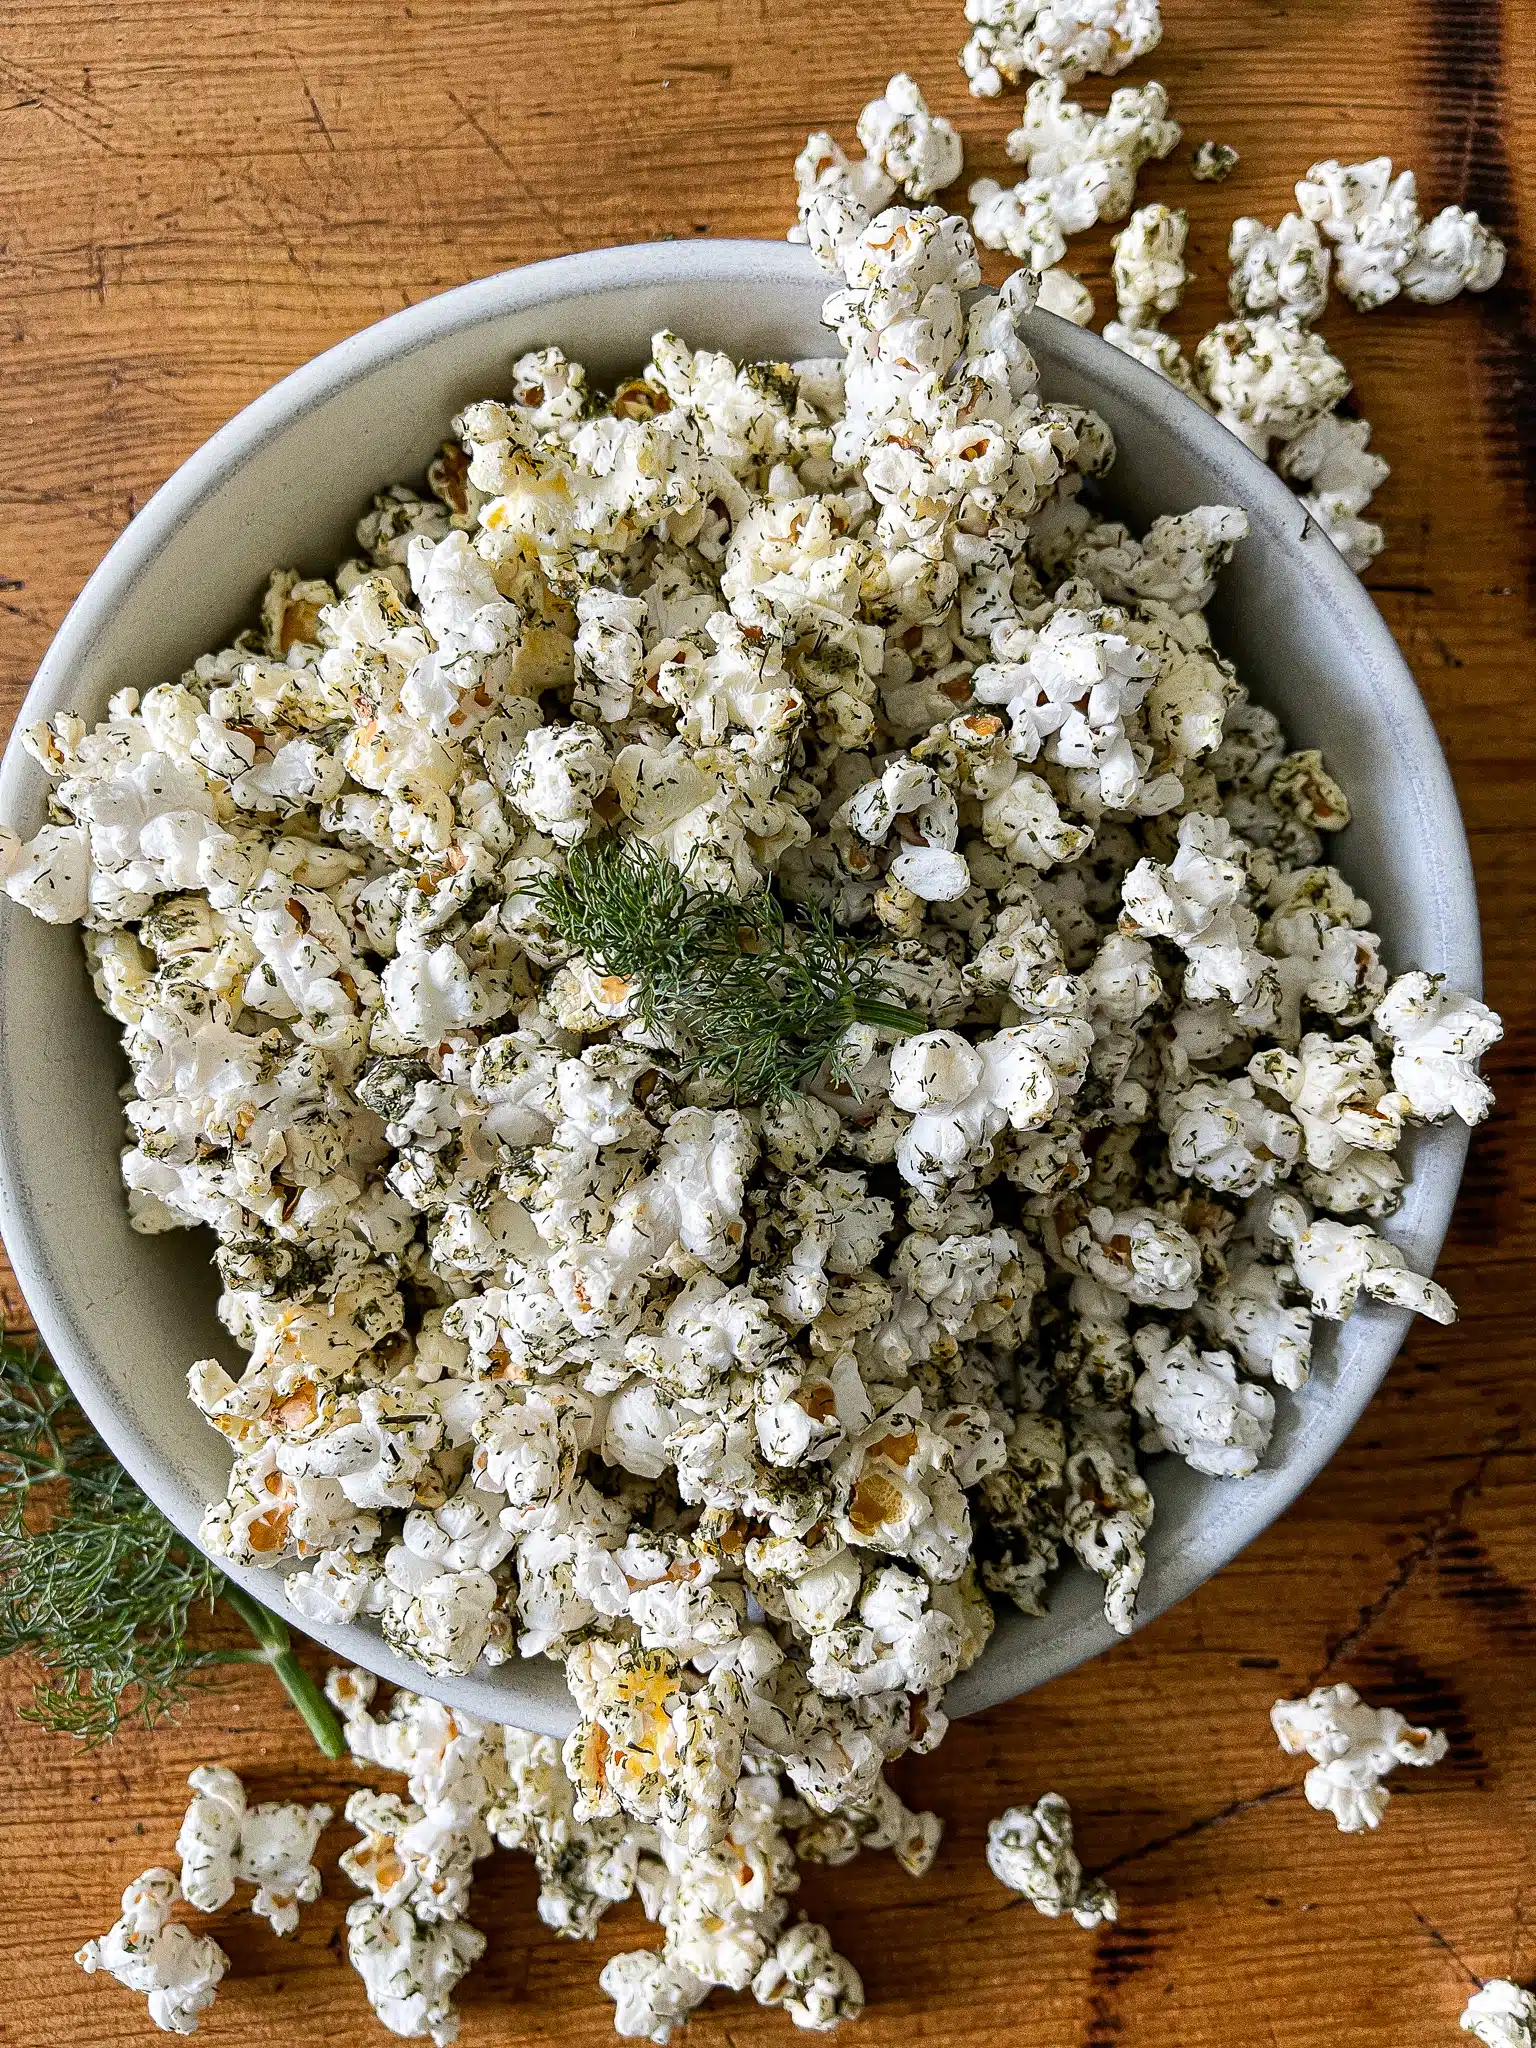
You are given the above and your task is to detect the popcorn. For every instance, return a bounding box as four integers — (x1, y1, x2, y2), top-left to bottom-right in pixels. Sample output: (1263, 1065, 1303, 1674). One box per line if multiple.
(175, 1765, 332, 1935)
(340, 1787, 493, 1926)
(1130, 1325, 1274, 1477)
(968, 176, 1071, 272)
(752, 1923, 866, 2031)
(961, 0, 1163, 94)
(1102, 319, 1205, 404)
(975, 604, 1174, 814)
(1194, 315, 1352, 458)
(1005, 77, 1181, 214)
(1035, 1448, 1112, 1619)
(1111, 203, 1191, 329)
(601, 1950, 709, 2043)
(3, 822, 91, 923)
(1462, 1982, 1536, 2048)
(1196, 1243, 1312, 1390)
(972, 82, 1178, 275)
(346, 1899, 486, 2045)
(1403, 205, 1506, 303)
(77, 1869, 229, 2036)
(1228, 214, 1330, 327)
(890, 1027, 1073, 1197)
(839, 756, 968, 902)
(1019, 1, 1162, 83)
(1035, 266, 1095, 324)
(574, 586, 648, 723)
(1293, 158, 1504, 316)
(1296, 156, 1421, 310)
(1265, 1191, 1456, 1324)
(1248, 1032, 1402, 1171)
(328, 1673, 503, 2036)
(1163, 1075, 1301, 1196)
(490, 1727, 641, 1936)
(1373, 972, 1502, 1125)
(563, 1641, 747, 1849)
(1058, 1203, 1200, 1310)
(1275, 412, 1388, 573)
(985, 1793, 1117, 1926)
(857, 75, 963, 202)
(1270, 1681, 1447, 1831)
(9, 152, 1499, 2048)
(328, 1669, 507, 1825)
(960, 1, 1044, 97)
(505, 723, 612, 847)
(1073, 505, 1248, 616)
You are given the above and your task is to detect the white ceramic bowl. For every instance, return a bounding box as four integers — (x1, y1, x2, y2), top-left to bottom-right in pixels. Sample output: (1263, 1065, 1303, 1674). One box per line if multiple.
(0, 241, 1480, 1735)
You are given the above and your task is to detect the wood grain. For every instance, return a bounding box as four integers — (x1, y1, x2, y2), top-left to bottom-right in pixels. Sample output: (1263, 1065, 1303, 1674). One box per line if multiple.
(1, 2, 1532, 2042)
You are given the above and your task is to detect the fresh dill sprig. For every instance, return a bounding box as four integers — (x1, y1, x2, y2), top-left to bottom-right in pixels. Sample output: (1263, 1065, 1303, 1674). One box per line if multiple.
(0, 1328, 344, 1756)
(531, 836, 926, 1102)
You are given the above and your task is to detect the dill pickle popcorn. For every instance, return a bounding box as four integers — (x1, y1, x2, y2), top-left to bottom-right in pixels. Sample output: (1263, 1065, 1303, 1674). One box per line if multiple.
(7, 137, 1503, 2048)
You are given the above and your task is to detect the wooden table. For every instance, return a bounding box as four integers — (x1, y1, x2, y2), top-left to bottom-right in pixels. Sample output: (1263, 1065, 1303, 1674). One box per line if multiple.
(1, 3, 1531, 2041)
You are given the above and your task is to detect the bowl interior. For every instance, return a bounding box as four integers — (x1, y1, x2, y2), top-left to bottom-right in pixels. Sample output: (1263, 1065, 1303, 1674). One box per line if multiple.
(0, 242, 1477, 1733)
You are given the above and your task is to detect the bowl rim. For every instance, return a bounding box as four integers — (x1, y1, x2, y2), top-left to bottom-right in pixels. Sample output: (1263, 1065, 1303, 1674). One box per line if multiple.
(0, 237, 1480, 1732)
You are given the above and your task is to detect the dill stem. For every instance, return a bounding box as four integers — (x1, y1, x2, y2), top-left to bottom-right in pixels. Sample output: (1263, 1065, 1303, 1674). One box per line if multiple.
(850, 998, 927, 1036)
(218, 1580, 347, 1759)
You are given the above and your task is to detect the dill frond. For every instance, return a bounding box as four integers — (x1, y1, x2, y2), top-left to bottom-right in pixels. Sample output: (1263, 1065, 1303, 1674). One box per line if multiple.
(533, 832, 700, 994)
(531, 836, 926, 1103)
(0, 1329, 343, 1755)
(0, 1333, 222, 1743)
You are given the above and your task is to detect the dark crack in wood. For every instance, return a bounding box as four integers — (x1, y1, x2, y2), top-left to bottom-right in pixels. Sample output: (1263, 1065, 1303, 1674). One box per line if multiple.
(1311, 1427, 1522, 1682)
(1095, 1783, 1298, 1879)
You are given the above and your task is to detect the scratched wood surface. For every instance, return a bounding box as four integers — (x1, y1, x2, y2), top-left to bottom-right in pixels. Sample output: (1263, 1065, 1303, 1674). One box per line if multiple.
(0, 1, 1532, 2041)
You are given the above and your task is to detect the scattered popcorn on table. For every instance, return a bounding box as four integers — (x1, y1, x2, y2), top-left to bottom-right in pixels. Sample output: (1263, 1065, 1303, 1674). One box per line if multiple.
(754, 1922, 866, 2032)
(1296, 157, 1424, 311)
(1194, 314, 1351, 459)
(1271, 1681, 1448, 1831)
(1274, 412, 1388, 573)
(1112, 203, 1191, 329)
(1462, 1981, 1536, 2048)
(346, 1899, 486, 2047)
(76, 1869, 229, 2036)
(1296, 157, 1505, 310)
(1403, 204, 1507, 304)
(986, 1792, 1117, 1925)
(175, 1765, 332, 1934)
(327, 1668, 503, 2034)
(1102, 318, 1204, 402)
(1228, 213, 1330, 327)
(971, 77, 1180, 273)
(857, 75, 964, 202)
(961, 0, 1163, 95)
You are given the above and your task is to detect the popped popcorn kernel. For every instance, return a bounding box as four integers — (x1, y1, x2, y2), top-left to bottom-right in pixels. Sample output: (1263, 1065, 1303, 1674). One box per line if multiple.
(985, 1792, 1117, 1926)
(1271, 1681, 1447, 1831)
(77, 1869, 229, 2036)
